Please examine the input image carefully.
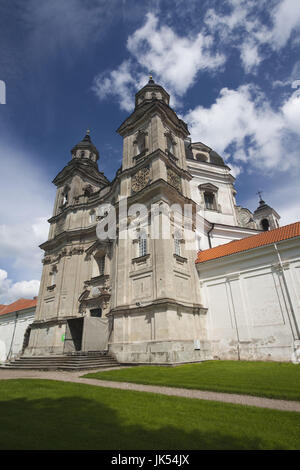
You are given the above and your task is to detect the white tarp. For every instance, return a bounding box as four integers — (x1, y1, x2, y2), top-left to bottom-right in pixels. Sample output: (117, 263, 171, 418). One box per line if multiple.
(81, 317, 109, 351)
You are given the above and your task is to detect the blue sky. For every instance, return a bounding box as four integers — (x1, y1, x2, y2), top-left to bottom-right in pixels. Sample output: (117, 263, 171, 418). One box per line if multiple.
(0, 0, 300, 302)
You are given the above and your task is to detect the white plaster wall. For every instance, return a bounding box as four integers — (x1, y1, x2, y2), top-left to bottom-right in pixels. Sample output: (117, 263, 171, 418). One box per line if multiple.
(0, 309, 35, 362)
(197, 239, 300, 361)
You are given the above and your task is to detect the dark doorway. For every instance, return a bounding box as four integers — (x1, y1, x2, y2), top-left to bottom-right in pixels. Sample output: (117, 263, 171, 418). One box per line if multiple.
(22, 326, 31, 354)
(65, 318, 84, 352)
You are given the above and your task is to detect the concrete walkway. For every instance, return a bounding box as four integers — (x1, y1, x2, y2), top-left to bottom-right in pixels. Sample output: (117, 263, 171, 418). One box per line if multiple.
(1, 368, 300, 413)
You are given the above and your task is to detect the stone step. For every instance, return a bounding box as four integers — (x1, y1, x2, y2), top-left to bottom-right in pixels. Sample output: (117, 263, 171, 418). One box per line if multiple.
(3, 352, 120, 371)
(3, 363, 120, 370)
(6, 362, 117, 368)
(15, 357, 116, 363)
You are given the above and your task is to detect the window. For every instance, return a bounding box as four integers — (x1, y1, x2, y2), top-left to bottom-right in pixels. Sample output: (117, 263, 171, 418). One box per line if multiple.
(204, 192, 215, 210)
(62, 185, 70, 206)
(261, 218, 270, 231)
(174, 230, 182, 256)
(138, 232, 147, 257)
(89, 210, 96, 223)
(62, 192, 68, 205)
(90, 308, 102, 318)
(166, 133, 174, 154)
(136, 132, 146, 155)
(50, 265, 57, 286)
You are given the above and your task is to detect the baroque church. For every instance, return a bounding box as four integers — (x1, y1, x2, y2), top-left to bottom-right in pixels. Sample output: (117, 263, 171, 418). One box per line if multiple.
(25, 77, 300, 364)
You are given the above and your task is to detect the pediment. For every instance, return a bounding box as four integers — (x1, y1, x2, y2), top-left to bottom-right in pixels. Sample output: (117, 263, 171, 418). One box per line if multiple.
(53, 160, 109, 188)
(117, 100, 189, 137)
(191, 141, 212, 152)
(198, 183, 219, 192)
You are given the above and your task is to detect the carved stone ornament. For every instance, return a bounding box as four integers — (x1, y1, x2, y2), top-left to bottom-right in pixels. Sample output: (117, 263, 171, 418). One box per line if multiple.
(236, 206, 256, 229)
(131, 166, 150, 193)
(167, 168, 181, 191)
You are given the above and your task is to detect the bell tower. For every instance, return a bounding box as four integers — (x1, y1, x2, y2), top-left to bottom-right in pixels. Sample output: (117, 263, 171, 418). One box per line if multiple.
(253, 192, 280, 231)
(26, 130, 110, 356)
(109, 77, 207, 364)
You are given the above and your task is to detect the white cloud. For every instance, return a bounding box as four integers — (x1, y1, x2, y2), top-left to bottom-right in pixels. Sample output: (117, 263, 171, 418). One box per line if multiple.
(204, 0, 300, 73)
(93, 12, 225, 110)
(184, 84, 300, 172)
(0, 269, 39, 304)
(240, 41, 262, 73)
(0, 140, 53, 282)
(93, 60, 142, 112)
(127, 13, 225, 96)
(270, 0, 300, 48)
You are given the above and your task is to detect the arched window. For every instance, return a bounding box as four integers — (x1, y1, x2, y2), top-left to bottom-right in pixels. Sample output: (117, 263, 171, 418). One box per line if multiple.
(166, 133, 174, 154)
(136, 132, 146, 155)
(50, 265, 57, 286)
(89, 210, 96, 224)
(261, 218, 270, 231)
(62, 185, 70, 206)
(138, 231, 147, 257)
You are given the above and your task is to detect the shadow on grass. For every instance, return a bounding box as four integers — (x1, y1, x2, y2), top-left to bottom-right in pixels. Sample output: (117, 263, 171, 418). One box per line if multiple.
(0, 393, 281, 450)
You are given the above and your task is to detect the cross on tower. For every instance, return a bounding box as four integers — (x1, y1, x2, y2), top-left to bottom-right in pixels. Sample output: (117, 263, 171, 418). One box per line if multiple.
(256, 190, 264, 202)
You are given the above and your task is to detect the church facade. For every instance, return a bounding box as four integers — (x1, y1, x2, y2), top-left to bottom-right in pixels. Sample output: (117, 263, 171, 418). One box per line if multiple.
(25, 78, 300, 363)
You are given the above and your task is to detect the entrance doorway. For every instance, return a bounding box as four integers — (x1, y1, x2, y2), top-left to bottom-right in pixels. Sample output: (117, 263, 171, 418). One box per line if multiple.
(64, 318, 84, 353)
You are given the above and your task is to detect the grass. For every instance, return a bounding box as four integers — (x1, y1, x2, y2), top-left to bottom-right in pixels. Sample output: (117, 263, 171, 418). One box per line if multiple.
(0, 379, 300, 450)
(84, 360, 300, 401)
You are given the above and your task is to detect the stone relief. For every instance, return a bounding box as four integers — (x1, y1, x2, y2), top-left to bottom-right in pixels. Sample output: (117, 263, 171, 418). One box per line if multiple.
(167, 167, 181, 191)
(42, 245, 84, 265)
(131, 166, 150, 193)
(236, 206, 256, 229)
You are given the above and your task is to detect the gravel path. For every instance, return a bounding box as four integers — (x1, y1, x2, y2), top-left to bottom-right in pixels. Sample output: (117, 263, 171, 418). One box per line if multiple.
(1, 368, 299, 413)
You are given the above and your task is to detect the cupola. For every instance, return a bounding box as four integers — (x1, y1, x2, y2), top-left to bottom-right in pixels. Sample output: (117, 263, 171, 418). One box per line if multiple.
(71, 130, 99, 163)
(135, 76, 170, 108)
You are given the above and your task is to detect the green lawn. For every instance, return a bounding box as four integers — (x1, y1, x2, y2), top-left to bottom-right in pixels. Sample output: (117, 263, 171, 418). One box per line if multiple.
(84, 360, 300, 401)
(0, 379, 299, 450)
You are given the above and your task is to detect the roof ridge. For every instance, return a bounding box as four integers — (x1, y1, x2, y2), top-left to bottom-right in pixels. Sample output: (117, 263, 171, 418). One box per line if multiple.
(196, 221, 300, 264)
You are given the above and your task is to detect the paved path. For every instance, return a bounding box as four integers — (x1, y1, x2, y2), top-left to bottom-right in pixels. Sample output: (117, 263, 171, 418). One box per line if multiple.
(1, 368, 300, 413)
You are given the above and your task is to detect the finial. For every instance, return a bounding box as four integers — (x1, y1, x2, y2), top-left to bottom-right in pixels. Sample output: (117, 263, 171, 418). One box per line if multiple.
(256, 190, 265, 204)
(86, 128, 90, 135)
(148, 73, 154, 84)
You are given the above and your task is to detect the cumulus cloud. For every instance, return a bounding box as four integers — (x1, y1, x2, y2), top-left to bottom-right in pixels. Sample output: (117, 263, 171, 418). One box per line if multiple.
(0, 139, 53, 290)
(204, 0, 300, 73)
(126, 13, 225, 96)
(93, 12, 225, 110)
(184, 84, 300, 172)
(0, 269, 39, 304)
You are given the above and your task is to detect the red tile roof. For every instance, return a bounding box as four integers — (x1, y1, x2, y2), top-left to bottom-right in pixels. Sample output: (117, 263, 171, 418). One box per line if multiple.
(0, 298, 37, 317)
(196, 222, 300, 264)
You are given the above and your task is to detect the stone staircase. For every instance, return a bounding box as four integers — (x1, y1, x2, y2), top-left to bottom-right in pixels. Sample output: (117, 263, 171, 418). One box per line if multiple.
(1, 351, 120, 371)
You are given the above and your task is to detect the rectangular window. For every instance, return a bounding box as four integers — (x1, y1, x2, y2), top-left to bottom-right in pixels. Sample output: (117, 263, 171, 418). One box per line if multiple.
(139, 236, 147, 257)
(174, 238, 181, 256)
(204, 192, 215, 210)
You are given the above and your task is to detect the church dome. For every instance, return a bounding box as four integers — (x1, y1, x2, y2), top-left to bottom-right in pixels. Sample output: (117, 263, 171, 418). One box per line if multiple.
(209, 150, 225, 166)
